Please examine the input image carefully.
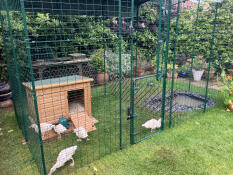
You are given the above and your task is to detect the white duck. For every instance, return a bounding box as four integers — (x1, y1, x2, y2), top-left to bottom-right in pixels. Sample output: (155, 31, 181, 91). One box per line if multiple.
(30, 123, 55, 137)
(142, 118, 161, 132)
(48, 145, 78, 175)
(54, 124, 67, 139)
(73, 127, 89, 142)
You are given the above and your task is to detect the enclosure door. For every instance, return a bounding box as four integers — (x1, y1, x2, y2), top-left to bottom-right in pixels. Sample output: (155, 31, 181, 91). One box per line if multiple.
(126, 0, 165, 144)
(128, 74, 163, 144)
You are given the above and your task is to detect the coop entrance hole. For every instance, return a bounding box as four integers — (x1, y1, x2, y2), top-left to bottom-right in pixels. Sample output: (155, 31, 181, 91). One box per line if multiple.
(68, 89, 85, 115)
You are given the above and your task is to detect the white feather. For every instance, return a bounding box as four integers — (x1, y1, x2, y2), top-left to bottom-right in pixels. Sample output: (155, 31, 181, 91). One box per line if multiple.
(73, 127, 88, 139)
(40, 123, 55, 133)
(30, 123, 55, 134)
(48, 145, 78, 175)
(142, 118, 161, 130)
(30, 124, 39, 133)
(156, 118, 161, 128)
(54, 124, 67, 135)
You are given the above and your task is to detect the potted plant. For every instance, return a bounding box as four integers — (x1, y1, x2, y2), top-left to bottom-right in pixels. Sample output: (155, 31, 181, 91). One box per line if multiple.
(134, 47, 148, 76)
(167, 63, 178, 79)
(192, 56, 205, 81)
(105, 50, 131, 79)
(219, 72, 233, 111)
(178, 64, 190, 78)
(227, 61, 233, 76)
(151, 56, 157, 74)
(90, 49, 109, 85)
(204, 63, 216, 80)
(136, 59, 148, 77)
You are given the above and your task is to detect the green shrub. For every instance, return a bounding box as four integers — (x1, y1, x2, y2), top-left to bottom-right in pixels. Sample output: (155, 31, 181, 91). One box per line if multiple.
(106, 50, 131, 77)
(90, 49, 131, 76)
(90, 49, 107, 73)
(170, 0, 233, 73)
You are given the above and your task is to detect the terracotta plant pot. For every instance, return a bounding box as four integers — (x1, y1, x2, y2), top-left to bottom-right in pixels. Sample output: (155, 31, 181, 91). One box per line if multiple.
(167, 72, 178, 79)
(137, 69, 145, 77)
(153, 66, 157, 74)
(192, 69, 204, 81)
(227, 103, 233, 111)
(204, 70, 215, 79)
(228, 69, 233, 76)
(97, 72, 109, 85)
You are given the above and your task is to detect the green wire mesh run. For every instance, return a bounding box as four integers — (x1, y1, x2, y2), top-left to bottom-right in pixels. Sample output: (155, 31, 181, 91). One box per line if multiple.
(0, 0, 231, 174)
(1, 0, 132, 174)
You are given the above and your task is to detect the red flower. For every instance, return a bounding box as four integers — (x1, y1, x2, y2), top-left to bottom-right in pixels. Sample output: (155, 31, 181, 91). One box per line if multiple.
(226, 75, 232, 81)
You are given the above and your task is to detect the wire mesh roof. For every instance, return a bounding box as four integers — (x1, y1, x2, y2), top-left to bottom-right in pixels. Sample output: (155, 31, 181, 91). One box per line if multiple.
(1, 0, 153, 17)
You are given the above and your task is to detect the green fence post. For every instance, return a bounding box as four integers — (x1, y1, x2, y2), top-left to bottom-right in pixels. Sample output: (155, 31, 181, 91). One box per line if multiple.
(188, 0, 201, 91)
(169, 0, 181, 128)
(156, 0, 164, 80)
(130, 0, 135, 145)
(118, 0, 123, 150)
(19, 0, 47, 174)
(104, 34, 107, 95)
(204, 2, 219, 112)
(4, 0, 28, 141)
(135, 6, 139, 77)
(161, 0, 172, 130)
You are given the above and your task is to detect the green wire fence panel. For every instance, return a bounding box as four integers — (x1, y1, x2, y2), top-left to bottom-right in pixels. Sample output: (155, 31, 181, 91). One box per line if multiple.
(166, 0, 226, 128)
(0, 0, 133, 174)
(0, 0, 231, 174)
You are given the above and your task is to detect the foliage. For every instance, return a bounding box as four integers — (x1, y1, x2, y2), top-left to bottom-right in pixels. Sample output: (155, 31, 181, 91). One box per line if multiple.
(139, 2, 158, 24)
(192, 55, 206, 70)
(170, 0, 233, 73)
(0, 34, 8, 81)
(136, 59, 150, 70)
(132, 1, 159, 62)
(90, 48, 131, 76)
(133, 29, 157, 61)
(179, 64, 191, 74)
(167, 63, 178, 73)
(0, 12, 121, 80)
(204, 63, 216, 71)
(0, 63, 8, 82)
(105, 50, 131, 77)
(0, 12, 27, 78)
(72, 16, 120, 54)
(90, 49, 107, 73)
(151, 56, 157, 67)
(1, 0, 232, 82)
(218, 71, 233, 106)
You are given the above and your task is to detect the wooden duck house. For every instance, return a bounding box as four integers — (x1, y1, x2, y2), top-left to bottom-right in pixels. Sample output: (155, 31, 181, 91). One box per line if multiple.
(23, 75, 98, 140)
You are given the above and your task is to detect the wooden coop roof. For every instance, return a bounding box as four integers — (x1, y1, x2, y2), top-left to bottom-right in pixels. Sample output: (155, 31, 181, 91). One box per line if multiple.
(23, 75, 94, 90)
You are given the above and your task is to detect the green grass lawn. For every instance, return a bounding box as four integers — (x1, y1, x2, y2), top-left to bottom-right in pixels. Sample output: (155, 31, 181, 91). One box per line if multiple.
(76, 105, 233, 175)
(0, 77, 231, 175)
